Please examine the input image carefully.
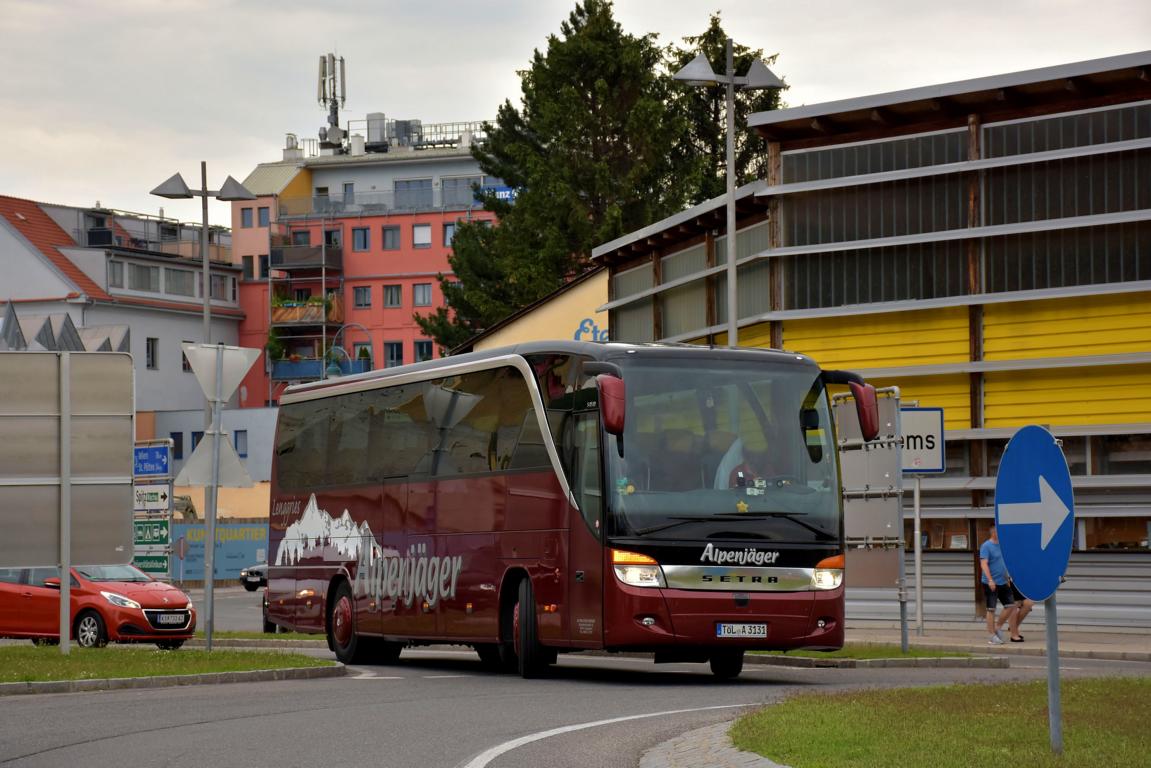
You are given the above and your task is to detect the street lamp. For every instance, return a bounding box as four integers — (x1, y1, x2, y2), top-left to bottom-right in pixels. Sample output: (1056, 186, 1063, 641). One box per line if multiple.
(323, 322, 372, 380)
(674, 40, 784, 347)
(151, 163, 256, 347)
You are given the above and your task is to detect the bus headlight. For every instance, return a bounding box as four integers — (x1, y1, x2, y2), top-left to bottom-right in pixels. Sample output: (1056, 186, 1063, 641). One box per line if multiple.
(611, 549, 666, 588)
(812, 554, 845, 590)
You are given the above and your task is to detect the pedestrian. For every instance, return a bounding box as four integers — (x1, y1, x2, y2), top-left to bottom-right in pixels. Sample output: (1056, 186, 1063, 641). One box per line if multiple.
(979, 524, 1017, 645)
(997, 579, 1034, 642)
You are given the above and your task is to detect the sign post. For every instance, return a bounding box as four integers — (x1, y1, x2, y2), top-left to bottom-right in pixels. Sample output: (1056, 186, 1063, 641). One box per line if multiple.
(900, 406, 945, 636)
(177, 343, 260, 650)
(994, 425, 1075, 756)
(133, 440, 173, 579)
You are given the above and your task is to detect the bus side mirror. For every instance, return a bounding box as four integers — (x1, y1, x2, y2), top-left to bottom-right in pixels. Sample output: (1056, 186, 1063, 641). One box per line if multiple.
(849, 381, 880, 442)
(598, 375, 625, 436)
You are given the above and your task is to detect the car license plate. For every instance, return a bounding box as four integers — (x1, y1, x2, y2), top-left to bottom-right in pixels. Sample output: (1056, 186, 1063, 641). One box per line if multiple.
(716, 623, 767, 638)
(156, 613, 185, 625)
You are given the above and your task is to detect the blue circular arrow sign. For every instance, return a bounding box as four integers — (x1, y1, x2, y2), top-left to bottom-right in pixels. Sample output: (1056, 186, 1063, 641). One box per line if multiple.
(994, 425, 1075, 602)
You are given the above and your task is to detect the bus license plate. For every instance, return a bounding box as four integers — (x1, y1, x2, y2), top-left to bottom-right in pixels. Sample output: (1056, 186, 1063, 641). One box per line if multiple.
(716, 623, 767, 638)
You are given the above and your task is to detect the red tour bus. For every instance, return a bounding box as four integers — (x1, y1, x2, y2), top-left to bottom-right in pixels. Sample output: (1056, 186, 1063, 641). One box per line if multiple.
(266, 341, 879, 678)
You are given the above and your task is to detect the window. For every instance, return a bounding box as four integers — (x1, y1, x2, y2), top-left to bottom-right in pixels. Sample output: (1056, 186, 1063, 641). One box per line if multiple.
(292, 230, 311, 246)
(294, 288, 312, 302)
(413, 224, 431, 249)
(384, 342, 404, 368)
(395, 178, 433, 209)
(353, 286, 371, 308)
(166, 268, 195, 296)
(235, 429, 249, 458)
(343, 182, 355, 205)
(210, 274, 232, 300)
(258, 206, 270, 227)
(414, 340, 434, 363)
(170, 432, 184, 460)
(241, 255, 254, 279)
(352, 227, 370, 251)
(129, 263, 159, 292)
(325, 228, 342, 248)
(413, 283, 432, 307)
(384, 284, 402, 307)
(240, 207, 253, 228)
(258, 255, 269, 279)
(353, 343, 373, 367)
(181, 341, 193, 372)
(443, 222, 456, 246)
(442, 176, 481, 207)
(192, 431, 204, 451)
(145, 337, 158, 370)
(107, 261, 123, 288)
(382, 226, 400, 251)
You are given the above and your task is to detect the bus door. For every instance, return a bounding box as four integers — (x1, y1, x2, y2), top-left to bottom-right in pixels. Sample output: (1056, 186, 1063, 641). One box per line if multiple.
(567, 411, 604, 646)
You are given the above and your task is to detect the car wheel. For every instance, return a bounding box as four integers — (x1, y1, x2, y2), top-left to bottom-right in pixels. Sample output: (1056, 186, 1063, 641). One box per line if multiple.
(243, 583, 258, 592)
(709, 650, 744, 679)
(75, 610, 108, 649)
(156, 640, 185, 650)
(514, 579, 553, 679)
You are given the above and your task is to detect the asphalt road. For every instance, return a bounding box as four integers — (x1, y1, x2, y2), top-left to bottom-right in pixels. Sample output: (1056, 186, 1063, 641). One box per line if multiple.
(5, 588, 1149, 767)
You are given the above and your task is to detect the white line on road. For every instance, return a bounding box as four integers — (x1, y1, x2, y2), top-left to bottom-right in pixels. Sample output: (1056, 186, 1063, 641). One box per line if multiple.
(424, 674, 471, 679)
(457, 704, 749, 768)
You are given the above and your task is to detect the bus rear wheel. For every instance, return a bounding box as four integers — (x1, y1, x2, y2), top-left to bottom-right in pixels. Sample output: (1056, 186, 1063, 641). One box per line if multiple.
(328, 581, 368, 664)
(709, 650, 745, 679)
(514, 579, 555, 678)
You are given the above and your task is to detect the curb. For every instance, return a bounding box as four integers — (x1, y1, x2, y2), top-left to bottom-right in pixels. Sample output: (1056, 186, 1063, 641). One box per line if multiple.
(640, 720, 784, 768)
(746, 654, 1008, 669)
(0, 663, 346, 697)
(186, 637, 327, 649)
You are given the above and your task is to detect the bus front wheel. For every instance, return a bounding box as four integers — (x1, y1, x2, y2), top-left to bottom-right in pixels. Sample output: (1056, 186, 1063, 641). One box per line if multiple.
(514, 579, 554, 678)
(710, 650, 745, 679)
(328, 581, 367, 664)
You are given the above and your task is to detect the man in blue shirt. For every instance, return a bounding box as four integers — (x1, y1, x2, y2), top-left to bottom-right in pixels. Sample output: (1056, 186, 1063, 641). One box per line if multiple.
(980, 524, 1017, 645)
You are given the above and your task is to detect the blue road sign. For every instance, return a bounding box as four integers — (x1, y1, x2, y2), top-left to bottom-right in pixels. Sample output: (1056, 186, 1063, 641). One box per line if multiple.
(133, 445, 170, 477)
(994, 425, 1074, 602)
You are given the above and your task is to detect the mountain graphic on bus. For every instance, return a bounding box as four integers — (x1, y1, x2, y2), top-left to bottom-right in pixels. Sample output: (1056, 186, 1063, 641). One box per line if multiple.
(275, 494, 382, 566)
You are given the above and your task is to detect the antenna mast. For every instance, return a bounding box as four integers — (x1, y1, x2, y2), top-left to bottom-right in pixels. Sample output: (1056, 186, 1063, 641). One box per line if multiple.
(317, 53, 347, 151)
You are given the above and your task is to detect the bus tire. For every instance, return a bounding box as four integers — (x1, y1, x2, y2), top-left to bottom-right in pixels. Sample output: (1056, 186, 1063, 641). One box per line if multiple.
(709, 650, 744, 679)
(328, 581, 368, 664)
(515, 579, 552, 678)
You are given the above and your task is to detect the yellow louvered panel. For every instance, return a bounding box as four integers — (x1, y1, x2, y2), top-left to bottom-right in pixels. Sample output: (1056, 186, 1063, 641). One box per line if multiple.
(984, 293, 1151, 360)
(733, 321, 772, 349)
(782, 307, 970, 370)
(985, 365, 1151, 427)
(870, 375, 972, 430)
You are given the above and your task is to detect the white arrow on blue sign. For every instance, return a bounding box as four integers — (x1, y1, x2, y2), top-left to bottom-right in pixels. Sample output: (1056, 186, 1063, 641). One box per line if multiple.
(994, 425, 1075, 602)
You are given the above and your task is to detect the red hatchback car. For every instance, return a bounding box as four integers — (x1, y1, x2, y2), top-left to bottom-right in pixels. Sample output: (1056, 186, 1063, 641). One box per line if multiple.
(0, 564, 196, 649)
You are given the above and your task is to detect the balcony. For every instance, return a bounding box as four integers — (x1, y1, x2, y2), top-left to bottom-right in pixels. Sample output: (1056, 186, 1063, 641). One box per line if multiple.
(278, 186, 505, 218)
(270, 297, 344, 326)
(86, 228, 232, 263)
(270, 245, 343, 271)
(270, 357, 372, 381)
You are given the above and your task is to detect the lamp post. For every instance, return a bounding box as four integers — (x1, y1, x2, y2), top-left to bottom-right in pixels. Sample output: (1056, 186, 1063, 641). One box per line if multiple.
(674, 40, 783, 347)
(151, 163, 256, 347)
(322, 322, 372, 380)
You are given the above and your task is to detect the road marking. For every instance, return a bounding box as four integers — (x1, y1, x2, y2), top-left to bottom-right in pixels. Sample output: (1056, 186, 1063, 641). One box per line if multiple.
(348, 669, 404, 680)
(458, 704, 748, 768)
(424, 674, 471, 679)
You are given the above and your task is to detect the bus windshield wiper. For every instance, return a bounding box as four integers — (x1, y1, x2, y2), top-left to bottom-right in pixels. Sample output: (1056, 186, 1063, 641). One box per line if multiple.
(708, 511, 835, 541)
(631, 515, 715, 536)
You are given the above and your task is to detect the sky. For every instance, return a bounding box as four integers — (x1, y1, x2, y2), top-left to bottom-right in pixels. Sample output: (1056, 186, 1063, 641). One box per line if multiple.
(1, 0, 1148, 229)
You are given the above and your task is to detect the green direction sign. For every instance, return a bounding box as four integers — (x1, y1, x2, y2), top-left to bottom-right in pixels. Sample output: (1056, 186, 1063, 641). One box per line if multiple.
(134, 519, 170, 547)
(133, 553, 169, 575)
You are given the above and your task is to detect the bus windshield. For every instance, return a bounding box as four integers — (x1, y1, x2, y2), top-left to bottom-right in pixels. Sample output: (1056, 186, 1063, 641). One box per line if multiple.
(605, 358, 840, 543)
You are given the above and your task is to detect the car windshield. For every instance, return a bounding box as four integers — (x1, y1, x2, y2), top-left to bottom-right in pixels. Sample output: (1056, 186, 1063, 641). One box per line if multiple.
(76, 564, 153, 583)
(605, 358, 840, 543)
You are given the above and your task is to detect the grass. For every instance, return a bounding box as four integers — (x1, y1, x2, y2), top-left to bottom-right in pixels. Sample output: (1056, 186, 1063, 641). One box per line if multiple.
(194, 630, 321, 641)
(730, 677, 1151, 768)
(752, 643, 970, 660)
(0, 645, 334, 684)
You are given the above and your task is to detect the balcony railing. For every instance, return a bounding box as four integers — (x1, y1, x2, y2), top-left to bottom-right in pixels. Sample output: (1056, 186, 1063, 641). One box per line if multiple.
(270, 245, 343, 271)
(270, 298, 344, 326)
(270, 358, 372, 381)
(86, 228, 232, 262)
(278, 186, 505, 218)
